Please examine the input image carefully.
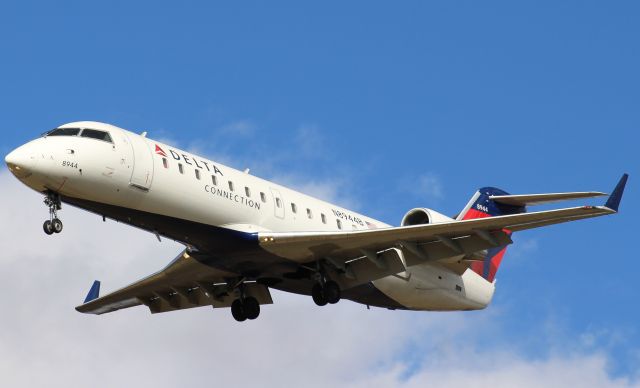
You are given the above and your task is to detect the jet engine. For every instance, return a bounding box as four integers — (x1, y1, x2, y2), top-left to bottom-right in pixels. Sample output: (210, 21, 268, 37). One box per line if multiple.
(400, 208, 453, 226)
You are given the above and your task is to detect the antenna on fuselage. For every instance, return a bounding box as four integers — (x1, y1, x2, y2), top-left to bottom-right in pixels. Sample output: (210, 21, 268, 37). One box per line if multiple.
(141, 131, 147, 137)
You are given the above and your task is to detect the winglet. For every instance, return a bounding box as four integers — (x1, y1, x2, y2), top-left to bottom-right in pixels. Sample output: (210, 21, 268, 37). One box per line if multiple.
(83, 280, 101, 303)
(604, 173, 629, 212)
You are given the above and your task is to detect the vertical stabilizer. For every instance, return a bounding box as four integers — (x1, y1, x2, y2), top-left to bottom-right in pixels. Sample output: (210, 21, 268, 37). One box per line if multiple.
(458, 187, 525, 282)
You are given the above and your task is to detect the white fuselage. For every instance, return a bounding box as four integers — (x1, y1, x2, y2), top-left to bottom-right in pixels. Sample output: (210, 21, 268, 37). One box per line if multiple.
(6, 122, 495, 311)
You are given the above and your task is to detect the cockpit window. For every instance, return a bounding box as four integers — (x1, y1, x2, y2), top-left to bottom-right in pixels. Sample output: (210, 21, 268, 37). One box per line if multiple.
(46, 128, 81, 137)
(80, 129, 113, 143)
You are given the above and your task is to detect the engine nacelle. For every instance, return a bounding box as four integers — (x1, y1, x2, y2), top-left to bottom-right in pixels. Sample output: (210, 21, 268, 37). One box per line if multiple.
(401, 208, 453, 226)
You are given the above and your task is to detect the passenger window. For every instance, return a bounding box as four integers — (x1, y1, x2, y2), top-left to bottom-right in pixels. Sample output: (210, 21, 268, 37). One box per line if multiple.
(245, 187, 251, 197)
(211, 175, 218, 185)
(229, 181, 234, 191)
(260, 192, 266, 203)
(337, 219, 342, 229)
(276, 197, 282, 208)
(162, 158, 168, 169)
(46, 128, 80, 137)
(291, 203, 297, 213)
(80, 129, 113, 143)
(195, 169, 201, 180)
(178, 163, 184, 174)
(321, 213, 327, 224)
(307, 208, 313, 219)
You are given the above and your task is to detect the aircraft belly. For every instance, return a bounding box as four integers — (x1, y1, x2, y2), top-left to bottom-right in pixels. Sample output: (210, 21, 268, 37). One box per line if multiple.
(372, 263, 494, 311)
(60, 195, 260, 253)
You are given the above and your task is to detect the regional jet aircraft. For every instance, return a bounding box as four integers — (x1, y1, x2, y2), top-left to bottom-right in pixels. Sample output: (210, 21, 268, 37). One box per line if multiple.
(4, 122, 628, 322)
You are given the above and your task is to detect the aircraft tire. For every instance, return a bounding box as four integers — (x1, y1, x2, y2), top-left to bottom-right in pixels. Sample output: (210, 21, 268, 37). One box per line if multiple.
(231, 299, 246, 322)
(312, 283, 327, 306)
(52, 218, 63, 233)
(43, 220, 54, 235)
(244, 297, 260, 320)
(324, 281, 341, 304)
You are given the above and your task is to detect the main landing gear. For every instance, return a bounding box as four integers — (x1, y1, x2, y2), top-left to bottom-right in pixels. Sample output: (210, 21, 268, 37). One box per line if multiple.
(229, 282, 261, 322)
(43, 192, 63, 235)
(312, 279, 341, 306)
(231, 296, 260, 322)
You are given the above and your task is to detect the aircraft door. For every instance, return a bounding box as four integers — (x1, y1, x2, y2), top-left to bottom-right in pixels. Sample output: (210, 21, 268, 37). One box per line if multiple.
(270, 188, 285, 219)
(125, 133, 154, 190)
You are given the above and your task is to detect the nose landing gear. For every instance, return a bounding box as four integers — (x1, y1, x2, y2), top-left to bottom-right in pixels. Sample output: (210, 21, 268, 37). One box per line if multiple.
(43, 192, 63, 235)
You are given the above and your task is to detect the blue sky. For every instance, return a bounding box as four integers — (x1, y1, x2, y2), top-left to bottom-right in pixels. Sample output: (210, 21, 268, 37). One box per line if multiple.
(1, 1, 638, 386)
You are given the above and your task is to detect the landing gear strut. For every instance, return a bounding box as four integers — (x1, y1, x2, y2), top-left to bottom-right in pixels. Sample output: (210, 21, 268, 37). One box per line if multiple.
(43, 192, 63, 235)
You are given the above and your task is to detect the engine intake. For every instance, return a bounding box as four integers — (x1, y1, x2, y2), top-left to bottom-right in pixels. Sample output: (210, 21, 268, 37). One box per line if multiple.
(401, 208, 453, 226)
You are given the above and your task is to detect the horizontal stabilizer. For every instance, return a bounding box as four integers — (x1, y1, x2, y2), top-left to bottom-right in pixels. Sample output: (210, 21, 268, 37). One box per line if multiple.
(489, 192, 607, 206)
(83, 280, 101, 303)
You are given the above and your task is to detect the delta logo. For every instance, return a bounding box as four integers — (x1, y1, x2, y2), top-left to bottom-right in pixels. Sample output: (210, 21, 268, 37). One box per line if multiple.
(155, 144, 167, 157)
(154, 144, 224, 176)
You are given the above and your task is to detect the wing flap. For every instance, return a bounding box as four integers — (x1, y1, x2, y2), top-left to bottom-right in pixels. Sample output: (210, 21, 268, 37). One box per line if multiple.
(330, 230, 513, 289)
(140, 282, 272, 314)
(334, 248, 408, 290)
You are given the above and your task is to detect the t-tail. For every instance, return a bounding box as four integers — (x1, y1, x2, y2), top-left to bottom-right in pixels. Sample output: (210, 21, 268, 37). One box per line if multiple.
(455, 175, 628, 283)
(456, 187, 524, 282)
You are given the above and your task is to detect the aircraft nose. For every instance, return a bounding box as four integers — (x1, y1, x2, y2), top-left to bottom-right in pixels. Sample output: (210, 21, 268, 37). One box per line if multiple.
(5, 144, 36, 178)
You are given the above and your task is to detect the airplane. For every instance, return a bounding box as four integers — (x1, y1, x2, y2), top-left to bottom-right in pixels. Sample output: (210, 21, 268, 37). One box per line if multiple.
(4, 121, 628, 322)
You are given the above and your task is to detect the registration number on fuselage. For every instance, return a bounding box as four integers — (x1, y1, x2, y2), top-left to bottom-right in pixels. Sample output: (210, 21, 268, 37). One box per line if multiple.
(62, 161, 78, 169)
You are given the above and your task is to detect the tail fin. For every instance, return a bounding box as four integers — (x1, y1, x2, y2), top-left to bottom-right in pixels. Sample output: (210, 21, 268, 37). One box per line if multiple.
(457, 187, 525, 282)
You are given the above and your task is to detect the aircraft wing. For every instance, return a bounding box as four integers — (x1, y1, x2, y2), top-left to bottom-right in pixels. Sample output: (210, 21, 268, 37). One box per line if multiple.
(76, 250, 273, 315)
(258, 174, 628, 267)
(259, 205, 614, 262)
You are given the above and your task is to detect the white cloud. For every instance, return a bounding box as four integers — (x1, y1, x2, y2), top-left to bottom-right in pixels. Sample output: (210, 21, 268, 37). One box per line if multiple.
(268, 173, 359, 209)
(295, 124, 326, 159)
(154, 136, 180, 148)
(355, 353, 639, 388)
(216, 119, 256, 137)
(507, 236, 539, 261)
(402, 172, 444, 202)
(418, 173, 444, 199)
(0, 170, 637, 388)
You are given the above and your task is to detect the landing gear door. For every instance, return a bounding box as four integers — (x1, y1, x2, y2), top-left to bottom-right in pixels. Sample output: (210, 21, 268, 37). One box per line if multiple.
(270, 188, 285, 219)
(125, 133, 154, 190)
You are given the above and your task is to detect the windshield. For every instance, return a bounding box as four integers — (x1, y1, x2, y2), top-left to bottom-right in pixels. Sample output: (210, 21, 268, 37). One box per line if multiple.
(43, 127, 113, 144)
(80, 129, 113, 143)
(45, 128, 81, 137)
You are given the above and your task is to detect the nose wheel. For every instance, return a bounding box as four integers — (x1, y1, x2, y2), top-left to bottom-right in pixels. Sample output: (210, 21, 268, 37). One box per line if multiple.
(43, 219, 63, 235)
(43, 192, 63, 235)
